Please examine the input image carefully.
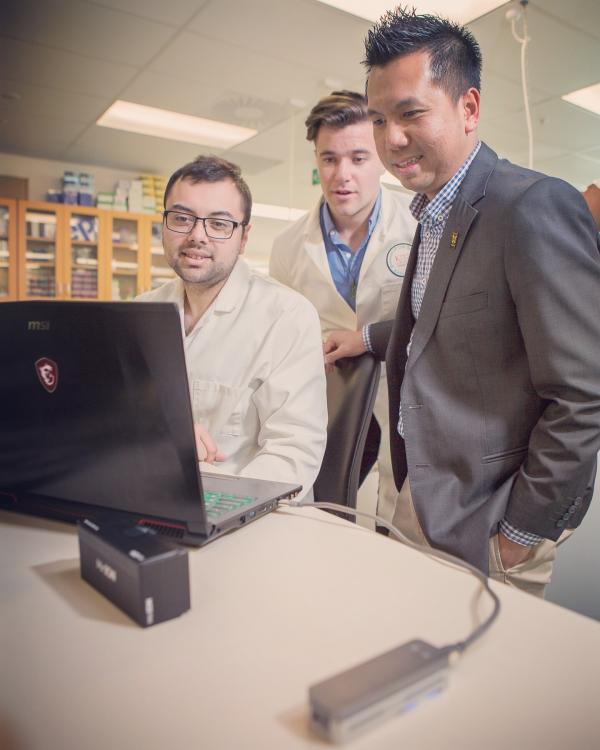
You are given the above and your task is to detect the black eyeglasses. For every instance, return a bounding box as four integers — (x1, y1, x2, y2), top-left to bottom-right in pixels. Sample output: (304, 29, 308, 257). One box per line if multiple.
(163, 210, 246, 239)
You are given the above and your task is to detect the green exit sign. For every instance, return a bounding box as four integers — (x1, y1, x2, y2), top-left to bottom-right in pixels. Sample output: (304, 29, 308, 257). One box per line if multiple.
(312, 168, 320, 186)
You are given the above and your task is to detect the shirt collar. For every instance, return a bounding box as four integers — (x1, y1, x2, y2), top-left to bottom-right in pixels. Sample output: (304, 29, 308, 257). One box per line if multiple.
(321, 190, 382, 245)
(178, 257, 250, 333)
(409, 141, 481, 224)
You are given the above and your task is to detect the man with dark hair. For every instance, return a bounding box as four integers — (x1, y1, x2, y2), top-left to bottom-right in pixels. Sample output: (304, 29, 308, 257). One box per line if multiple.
(324, 7, 600, 595)
(138, 155, 327, 499)
(270, 90, 415, 525)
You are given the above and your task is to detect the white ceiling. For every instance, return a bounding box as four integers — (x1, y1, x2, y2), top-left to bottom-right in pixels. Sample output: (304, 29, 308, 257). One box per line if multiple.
(0, 0, 599, 213)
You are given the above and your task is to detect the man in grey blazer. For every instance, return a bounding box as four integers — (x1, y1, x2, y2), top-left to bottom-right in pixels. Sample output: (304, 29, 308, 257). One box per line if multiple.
(324, 8, 600, 596)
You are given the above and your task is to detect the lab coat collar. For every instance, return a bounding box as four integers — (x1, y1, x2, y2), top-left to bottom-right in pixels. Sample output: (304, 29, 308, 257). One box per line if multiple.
(212, 256, 251, 313)
(168, 257, 250, 337)
(359, 186, 395, 278)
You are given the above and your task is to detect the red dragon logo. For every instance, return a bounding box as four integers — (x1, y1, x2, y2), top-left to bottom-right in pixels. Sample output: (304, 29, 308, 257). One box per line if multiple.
(35, 357, 58, 394)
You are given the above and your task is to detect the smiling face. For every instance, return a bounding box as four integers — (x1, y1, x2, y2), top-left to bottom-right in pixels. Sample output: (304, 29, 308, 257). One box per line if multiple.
(162, 177, 249, 289)
(367, 50, 479, 200)
(315, 120, 385, 225)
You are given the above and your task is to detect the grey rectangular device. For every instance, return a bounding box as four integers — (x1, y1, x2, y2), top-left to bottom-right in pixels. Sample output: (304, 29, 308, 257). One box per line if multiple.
(309, 640, 450, 744)
(0, 301, 301, 545)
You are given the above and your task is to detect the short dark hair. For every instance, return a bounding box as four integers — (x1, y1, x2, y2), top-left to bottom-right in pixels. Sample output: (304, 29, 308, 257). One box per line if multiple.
(163, 155, 252, 224)
(363, 6, 482, 100)
(305, 90, 368, 143)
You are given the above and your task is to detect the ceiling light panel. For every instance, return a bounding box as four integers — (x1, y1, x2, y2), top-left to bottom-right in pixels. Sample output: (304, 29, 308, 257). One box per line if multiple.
(562, 83, 600, 118)
(314, 1, 507, 24)
(97, 100, 257, 149)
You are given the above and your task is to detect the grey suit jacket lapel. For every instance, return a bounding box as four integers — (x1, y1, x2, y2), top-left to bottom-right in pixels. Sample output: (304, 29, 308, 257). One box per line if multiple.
(406, 143, 498, 371)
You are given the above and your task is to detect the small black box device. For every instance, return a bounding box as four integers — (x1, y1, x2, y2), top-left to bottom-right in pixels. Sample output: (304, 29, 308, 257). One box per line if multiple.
(78, 518, 190, 627)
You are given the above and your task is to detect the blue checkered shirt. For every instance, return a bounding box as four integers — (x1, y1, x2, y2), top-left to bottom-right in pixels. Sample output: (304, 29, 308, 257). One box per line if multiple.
(365, 142, 541, 547)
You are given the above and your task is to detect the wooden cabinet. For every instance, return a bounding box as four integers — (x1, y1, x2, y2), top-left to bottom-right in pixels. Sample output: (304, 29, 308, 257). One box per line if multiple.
(145, 214, 176, 292)
(65, 205, 109, 300)
(18, 201, 65, 300)
(0, 198, 18, 301)
(2, 199, 173, 302)
(105, 211, 145, 301)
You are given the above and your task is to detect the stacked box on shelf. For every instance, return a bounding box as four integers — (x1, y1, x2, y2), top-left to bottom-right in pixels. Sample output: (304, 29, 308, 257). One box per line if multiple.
(128, 180, 144, 213)
(140, 174, 167, 213)
(71, 268, 98, 298)
(113, 181, 129, 212)
(78, 172, 95, 206)
(62, 171, 79, 205)
(96, 192, 114, 210)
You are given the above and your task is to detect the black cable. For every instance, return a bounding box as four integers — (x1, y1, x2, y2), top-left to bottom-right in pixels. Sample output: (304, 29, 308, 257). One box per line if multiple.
(286, 499, 501, 656)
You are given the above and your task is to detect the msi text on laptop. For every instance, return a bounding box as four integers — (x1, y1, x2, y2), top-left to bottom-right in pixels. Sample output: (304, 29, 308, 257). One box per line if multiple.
(0, 301, 301, 544)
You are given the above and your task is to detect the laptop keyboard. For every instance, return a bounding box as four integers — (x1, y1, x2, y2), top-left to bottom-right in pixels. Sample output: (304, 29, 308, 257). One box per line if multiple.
(204, 491, 255, 520)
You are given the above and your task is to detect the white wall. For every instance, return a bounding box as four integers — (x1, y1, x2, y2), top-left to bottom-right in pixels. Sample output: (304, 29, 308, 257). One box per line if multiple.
(0, 151, 143, 201)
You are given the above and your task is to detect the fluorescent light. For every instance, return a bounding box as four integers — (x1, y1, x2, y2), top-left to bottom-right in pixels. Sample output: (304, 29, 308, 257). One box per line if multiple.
(97, 100, 257, 149)
(315, 1, 507, 24)
(252, 203, 307, 221)
(562, 83, 600, 117)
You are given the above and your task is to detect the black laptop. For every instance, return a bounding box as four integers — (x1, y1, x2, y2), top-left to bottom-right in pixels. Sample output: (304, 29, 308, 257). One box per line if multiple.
(0, 301, 301, 544)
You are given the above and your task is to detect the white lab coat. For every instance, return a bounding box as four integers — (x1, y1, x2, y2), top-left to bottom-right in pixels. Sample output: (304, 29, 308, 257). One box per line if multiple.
(269, 186, 416, 519)
(137, 259, 327, 501)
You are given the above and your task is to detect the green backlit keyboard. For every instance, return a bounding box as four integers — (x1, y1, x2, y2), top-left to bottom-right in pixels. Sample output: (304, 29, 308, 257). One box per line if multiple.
(204, 491, 255, 520)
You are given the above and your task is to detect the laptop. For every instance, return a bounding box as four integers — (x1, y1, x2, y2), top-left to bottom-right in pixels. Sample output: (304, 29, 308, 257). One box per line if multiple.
(0, 301, 301, 545)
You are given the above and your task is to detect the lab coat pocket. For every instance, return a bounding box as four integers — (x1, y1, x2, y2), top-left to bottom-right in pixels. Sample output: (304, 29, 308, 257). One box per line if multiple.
(191, 380, 247, 437)
(381, 280, 403, 318)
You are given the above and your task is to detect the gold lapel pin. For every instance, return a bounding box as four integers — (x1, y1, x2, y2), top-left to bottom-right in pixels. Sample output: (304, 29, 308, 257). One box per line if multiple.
(450, 231, 459, 248)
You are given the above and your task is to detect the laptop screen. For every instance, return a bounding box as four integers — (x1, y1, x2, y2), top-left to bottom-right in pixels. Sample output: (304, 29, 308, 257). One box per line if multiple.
(0, 301, 208, 534)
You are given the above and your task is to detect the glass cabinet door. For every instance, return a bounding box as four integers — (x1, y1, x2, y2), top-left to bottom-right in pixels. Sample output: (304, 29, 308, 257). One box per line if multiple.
(148, 217, 175, 290)
(110, 216, 140, 300)
(0, 200, 17, 301)
(67, 210, 101, 300)
(20, 205, 61, 299)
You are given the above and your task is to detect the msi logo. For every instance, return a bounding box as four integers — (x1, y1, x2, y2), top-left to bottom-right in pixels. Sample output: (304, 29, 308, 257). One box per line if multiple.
(35, 357, 58, 394)
(95, 558, 117, 583)
(28, 320, 50, 331)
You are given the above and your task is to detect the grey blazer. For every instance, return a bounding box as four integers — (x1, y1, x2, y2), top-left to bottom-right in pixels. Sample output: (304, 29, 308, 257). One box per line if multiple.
(370, 143, 600, 572)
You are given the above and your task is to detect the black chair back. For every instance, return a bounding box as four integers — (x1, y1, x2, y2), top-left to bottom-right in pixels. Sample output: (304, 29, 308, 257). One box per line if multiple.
(313, 353, 379, 509)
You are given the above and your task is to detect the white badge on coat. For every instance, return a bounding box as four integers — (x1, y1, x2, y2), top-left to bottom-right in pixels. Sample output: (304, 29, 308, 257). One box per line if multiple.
(386, 243, 411, 278)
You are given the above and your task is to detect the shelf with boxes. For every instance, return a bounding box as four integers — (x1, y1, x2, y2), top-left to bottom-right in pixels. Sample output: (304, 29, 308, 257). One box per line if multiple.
(0, 199, 18, 301)
(0, 198, 175, 302)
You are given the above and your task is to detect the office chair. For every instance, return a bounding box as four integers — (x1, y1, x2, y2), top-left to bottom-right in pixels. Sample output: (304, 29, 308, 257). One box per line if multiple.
(313, 353, 380, 510)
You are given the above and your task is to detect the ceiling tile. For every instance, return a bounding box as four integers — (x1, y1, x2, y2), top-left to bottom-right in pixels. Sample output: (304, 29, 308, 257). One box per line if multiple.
(534, 153, 600, 188)
(92, 0, 208, 27)
(64, 124, 217, 175)
(0, 79, 110, 122)
(121, 71, 290, 133)
(0, 36, 136, 98)
(150, 31, 337, 106)
(532, 0, 600, 42)
(0, 111, 86, 156)
(188, 0, 367, 82)
(0, 0, 176, 66)
(480, 71, 549, 121)
(578, 146, 600, 162)
(499, 98, 600, 151)
(471, 3, 600, 96)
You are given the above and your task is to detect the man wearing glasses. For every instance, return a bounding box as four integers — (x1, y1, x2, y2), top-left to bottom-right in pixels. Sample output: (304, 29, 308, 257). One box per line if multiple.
(137, 155, 327, 499)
